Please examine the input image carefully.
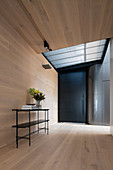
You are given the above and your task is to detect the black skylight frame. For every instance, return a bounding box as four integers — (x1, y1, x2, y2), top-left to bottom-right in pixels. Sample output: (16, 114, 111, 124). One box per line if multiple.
(42, 38, 110, 72)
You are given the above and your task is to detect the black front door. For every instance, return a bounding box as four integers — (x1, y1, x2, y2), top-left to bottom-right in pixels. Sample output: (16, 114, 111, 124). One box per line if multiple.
(58, 71, 86, 123)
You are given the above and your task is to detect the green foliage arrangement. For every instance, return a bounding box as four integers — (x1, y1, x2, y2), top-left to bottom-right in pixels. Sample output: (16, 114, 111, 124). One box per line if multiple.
(29, 88, 45, 101)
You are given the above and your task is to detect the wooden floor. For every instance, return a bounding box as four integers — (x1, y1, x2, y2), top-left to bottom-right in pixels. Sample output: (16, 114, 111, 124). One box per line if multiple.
(0, 123, 112, 170)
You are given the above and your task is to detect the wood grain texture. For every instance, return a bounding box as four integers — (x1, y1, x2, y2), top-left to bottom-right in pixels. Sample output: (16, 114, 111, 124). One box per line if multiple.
(0, 0, 113, 53)
(0, 13, 58, 146)
(0, 123, 111, 170)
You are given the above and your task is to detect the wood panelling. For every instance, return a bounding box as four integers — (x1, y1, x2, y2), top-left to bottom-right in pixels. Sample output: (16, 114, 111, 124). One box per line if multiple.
(0, 124, 111, 170)
(0, 13, 58, 146)
(0, 0, 44, 53)
(0, 0, 113, 53)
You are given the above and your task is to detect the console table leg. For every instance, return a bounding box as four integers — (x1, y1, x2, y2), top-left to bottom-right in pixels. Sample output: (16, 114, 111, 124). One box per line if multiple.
(38, 111, 39, 133)
(16, 110, 18, 148)
(29, 110, 31, 146)
(47, 110, 49, 135)
(16, 128, 18, 148)
(45, 111, 46, 133)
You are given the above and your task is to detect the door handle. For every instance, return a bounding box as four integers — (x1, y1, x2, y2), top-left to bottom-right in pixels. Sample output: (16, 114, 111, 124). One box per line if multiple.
(82, 97, 84, 115)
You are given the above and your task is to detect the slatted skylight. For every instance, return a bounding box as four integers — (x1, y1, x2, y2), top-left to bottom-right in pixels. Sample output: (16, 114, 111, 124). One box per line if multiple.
(42, 39, 107, 70)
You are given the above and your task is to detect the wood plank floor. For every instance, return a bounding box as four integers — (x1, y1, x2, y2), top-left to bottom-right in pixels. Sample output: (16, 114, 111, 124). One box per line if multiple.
(0, 123, 112, 170)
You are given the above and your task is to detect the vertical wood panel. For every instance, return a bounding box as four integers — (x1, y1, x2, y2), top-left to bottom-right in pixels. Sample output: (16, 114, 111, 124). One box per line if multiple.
(0, 14, 58, 146)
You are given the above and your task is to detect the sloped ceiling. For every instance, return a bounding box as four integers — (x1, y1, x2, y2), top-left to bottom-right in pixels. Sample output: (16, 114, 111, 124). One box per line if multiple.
(0, 0, 113, 53)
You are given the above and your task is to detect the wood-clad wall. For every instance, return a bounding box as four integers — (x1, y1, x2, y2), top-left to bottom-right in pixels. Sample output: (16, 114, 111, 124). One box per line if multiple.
(0, 14, 58, 147)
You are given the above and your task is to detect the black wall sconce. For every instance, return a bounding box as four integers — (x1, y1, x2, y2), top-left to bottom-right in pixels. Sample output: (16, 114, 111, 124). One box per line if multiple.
(42, 64, 51, 69)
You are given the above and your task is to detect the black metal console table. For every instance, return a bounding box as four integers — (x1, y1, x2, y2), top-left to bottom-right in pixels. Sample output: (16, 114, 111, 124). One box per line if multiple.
(12, 108, 49, 148)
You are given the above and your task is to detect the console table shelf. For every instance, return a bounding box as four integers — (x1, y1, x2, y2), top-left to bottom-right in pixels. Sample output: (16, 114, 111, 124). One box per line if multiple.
(12, 119, 49, 128)
(12, 108, 49, 148)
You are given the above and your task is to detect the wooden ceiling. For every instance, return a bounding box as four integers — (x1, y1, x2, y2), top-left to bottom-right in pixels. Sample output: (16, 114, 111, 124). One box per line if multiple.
(0, 0, 113, 53)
